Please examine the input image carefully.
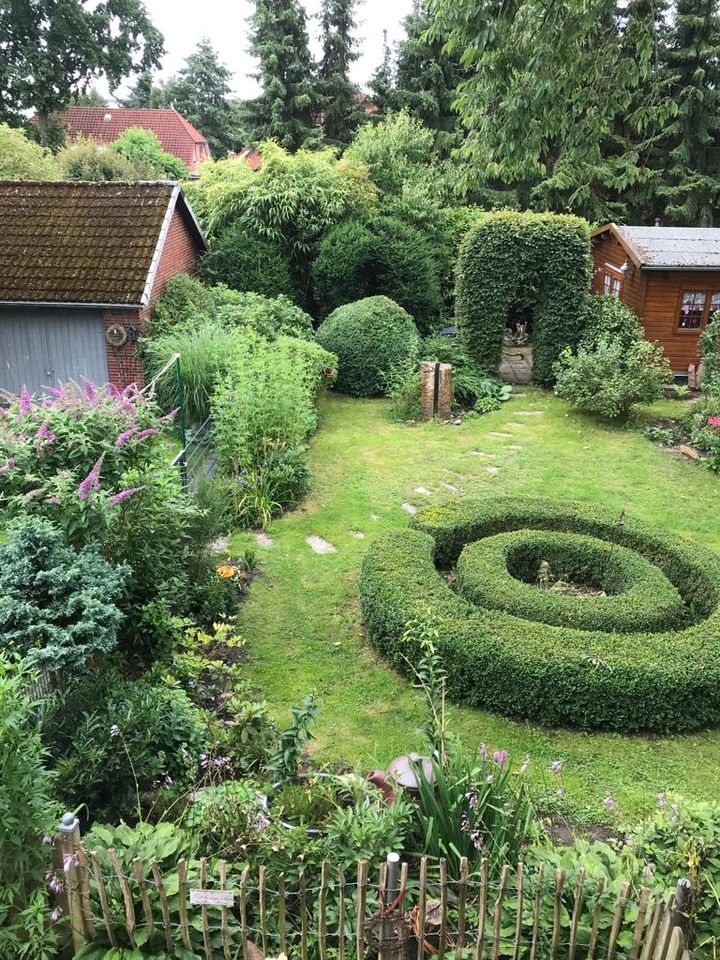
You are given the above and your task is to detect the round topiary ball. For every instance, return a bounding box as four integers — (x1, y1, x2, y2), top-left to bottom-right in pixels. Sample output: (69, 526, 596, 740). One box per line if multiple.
(315, 296, 421, 397)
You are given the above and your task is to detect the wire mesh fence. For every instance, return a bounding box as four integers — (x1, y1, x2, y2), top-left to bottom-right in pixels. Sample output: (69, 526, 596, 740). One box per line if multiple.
(54, 818, 692, 960)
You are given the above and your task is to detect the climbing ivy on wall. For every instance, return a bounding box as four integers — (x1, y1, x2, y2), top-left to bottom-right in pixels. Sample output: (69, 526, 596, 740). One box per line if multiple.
(454, 211, 592, 385)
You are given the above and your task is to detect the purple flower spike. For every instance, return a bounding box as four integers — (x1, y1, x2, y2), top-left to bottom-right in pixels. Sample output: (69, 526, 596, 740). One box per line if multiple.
(108, 487, 141, 506)
(115, 427, 136, 447)
(50, 907, 62, 925)
(19, 385, 32, 416)
(0, 457, 16, 476)
(83, 379, 98, 404)
(78, 456, 104, 501)
(135, 427, 159, 441)
(492, 750, 508, 770)
(47, 495, 61, 505)
(35, 421, 57, 445)
(107, 383, 121, 399)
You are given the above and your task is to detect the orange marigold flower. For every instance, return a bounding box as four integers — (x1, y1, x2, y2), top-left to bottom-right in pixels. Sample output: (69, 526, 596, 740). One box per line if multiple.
(216, 564, 236, 579)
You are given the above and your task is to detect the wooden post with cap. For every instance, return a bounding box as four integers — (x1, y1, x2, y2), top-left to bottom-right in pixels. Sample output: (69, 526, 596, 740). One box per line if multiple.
(58, 812, 89, 952)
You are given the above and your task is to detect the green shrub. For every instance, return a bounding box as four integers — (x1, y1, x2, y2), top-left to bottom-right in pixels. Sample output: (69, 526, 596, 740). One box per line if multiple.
(151, 274, 218, 332)
(200, 223, 296, 299)
(455, 211, 592, 385)
(112, 127, 188, 180)
(359, 495, 720, 732)
(57, 136, 154, 181)
(216, 293, 314, 341)
(581, 294, 644, 350)
(316, 296, 421, 397)
(41, 670, 206, 821)
(384, 361, 422, 421)
(0, 517, 128, 672)
(0, 122, 57, 180)
(456, 529, 685, 632)
(312, 215, 443, 333)
(554, 337, 672, 419)
(630, 798, 720, 952)
(0, 658, 59, 960)
(699, 310, 720, 399)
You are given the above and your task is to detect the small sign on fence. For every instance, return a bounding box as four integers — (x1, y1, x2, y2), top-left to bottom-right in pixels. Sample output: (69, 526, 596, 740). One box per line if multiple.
(189, 889, 235, 908)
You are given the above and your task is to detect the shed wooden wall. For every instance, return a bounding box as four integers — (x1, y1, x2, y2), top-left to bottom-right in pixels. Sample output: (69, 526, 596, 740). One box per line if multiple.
(591, 232, 720, 372)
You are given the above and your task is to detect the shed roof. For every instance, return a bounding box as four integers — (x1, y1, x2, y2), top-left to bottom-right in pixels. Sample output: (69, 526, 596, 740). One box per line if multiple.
(0, 180, 206, 307)
(59, 108, 209, 168)
(592, 223, 720, 271)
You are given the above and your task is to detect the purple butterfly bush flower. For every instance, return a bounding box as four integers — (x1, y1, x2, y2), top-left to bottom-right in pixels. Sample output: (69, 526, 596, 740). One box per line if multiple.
(35, 421, 57, 445)
(0, 457, 16, 475)
(135, 427, 159, 441)
(50, 907, 63, 925)
(108, 487, 141, 506)
(115, 427, 136, 447)
(47, 495, 61, 505)
(19, 385, 32, 416)
(492, 750, 508, 770)
(78, 456, 104, 501)
(82, 379, 98, 404)
(107, 383, 121, 399)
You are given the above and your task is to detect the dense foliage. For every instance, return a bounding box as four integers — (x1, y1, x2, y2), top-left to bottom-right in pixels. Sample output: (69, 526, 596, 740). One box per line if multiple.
(200, 223, 296, 299)
(316, 296, 421, 397)
(455, 212, 592, 385)
(112, 127, 188, 179)
(0, 659, 58, 960)
(56, 136, 156, 181)
(554, 295, 672, 419)
(317, 0, 362, 144)
(0, 124, 57, 179)
(0, 516, 128, 672)
(312, 214, 443, 331)
(360, 495, 720, 732)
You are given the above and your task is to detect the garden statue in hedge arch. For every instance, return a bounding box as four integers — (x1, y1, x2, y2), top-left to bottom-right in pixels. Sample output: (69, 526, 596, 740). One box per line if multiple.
(359, 495, 720, 733)
(455, 211, 592, 385)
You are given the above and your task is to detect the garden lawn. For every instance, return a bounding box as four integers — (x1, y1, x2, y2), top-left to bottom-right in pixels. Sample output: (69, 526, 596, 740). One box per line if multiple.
(230, 389, 720, 825)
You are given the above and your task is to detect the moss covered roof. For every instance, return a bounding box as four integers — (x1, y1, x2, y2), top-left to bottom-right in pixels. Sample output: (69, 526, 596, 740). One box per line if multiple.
(0, 181, 191, 305)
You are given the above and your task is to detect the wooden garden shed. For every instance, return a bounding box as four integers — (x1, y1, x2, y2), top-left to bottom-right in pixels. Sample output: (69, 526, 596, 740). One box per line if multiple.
(591, 224, 720, 374)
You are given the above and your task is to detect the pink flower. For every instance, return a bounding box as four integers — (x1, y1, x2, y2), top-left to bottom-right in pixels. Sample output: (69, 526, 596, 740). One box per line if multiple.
(78, 456, 104, 501)
(708, 416, 720, 428)
(108, 487, 141, 506)
(47, 495, 61, 505)
(19, 385, 32, 416)
(83, 379, 98, 404)
(492, 750, 508, 770)
(114, 427, 136, 446)
(50, 907, 62, 925)
(35, 421, 56, 445)
(135, 427, 159, 441)
(107, 383, 121, 399)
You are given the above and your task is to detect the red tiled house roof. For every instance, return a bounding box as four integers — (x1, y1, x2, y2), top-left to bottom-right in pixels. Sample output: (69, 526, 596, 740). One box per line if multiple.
(59, 107, 211, 171)
(0, 180, 206, 306)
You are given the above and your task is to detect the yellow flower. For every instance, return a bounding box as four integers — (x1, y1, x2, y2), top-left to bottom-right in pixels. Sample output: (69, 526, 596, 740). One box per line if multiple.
(216, 564, 236, 579)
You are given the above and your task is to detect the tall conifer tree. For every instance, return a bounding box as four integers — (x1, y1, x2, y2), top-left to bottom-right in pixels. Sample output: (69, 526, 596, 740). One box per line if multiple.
(317, 0, 361, 145)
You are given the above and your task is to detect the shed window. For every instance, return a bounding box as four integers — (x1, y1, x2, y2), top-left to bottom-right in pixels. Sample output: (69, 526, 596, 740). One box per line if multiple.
(711, 292, 720, 318)
(603, 273, 622, 297)
(678, 291, 707, 329)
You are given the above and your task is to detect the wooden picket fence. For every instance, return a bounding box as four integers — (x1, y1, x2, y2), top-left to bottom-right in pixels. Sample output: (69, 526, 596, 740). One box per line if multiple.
(55, 815, 692, 960)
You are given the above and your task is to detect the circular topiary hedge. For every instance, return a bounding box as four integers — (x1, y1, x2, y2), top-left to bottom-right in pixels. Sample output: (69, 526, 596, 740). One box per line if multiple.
(315, 296, 421, 397)
(359, 496, 720, 732)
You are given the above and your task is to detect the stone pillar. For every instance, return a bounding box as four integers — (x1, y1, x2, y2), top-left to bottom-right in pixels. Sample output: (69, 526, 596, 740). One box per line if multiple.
(420, 362, 453, 420)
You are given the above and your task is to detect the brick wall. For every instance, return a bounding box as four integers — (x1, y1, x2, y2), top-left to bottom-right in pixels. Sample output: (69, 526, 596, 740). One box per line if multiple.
(103, 208, 203, 390)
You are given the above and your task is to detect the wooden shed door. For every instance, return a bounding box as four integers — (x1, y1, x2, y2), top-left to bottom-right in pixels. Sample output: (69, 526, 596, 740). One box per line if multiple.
(0, 307, 109, 397)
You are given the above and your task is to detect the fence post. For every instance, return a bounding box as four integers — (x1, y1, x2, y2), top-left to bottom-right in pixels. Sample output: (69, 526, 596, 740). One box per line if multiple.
(381, 852, 401, 960)
(670, 878, 692, 943)
(175, 355, 188, 488)
(58, 812, 88, 954)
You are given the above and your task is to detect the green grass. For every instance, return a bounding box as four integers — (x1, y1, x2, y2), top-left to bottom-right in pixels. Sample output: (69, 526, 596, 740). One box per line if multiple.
(230, 389, 720, 824)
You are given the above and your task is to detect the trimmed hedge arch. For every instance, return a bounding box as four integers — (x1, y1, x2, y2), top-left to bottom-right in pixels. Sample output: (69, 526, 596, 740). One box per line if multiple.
(455, 212, 592, 385)
(359, 496, 720, 733)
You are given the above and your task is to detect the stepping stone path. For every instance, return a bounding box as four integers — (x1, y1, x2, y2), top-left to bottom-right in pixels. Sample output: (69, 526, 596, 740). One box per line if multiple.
(370, 513, 380, 521)
(489, 432, 513, 438)
(255, 532, 274, 547)
(507, 444, 524, 451)
(402, 502, 418, 515)
(351, 530, 366, 539)
(441, 482, 459, 493)
(306, 535, 336, 554)
(210, 536, 230, 553)
(486, 466, 499, 475)
(516, 410, 543, 416)
(505, 422, 526, 429)
(414, 486, 431, 495)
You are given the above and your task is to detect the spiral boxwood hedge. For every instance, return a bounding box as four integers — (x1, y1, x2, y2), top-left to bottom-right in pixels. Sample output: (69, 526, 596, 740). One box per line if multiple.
(455, 211, 592, 385)
(456, 530, 686, 633)
(359, 496, 720, 732)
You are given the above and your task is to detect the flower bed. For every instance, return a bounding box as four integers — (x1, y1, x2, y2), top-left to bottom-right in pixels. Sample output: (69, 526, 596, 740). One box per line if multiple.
(359, 496, 720, 733)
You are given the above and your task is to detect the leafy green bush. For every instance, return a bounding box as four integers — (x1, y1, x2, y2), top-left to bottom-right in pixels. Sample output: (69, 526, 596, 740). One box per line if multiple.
(581, 294, 645, 350)
(216, 293, 314, 341)
(0, 517, 128, 672)
(112, 127, 188, 179)
(359, 495, 720, 732)
(554, 337, 672, 419)
(41, 670, 206, 821)
(312, 214, 443, 333)
(384, 361, 422, 421)
(455, 211, 592, 384)
(699, 310, 720, 399)
(200, 222, 296, 299)
(631, 798, 720, 952)
(151, 273, 219, 332)
(0, 658, 59, 960)
(316, 296, 421, 397)
(57, 136, 154, 181)
(0, 122, 57, 180)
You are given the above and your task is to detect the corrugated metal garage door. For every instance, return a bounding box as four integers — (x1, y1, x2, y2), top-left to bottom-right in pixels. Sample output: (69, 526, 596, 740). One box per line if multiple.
(0, 307, 109, 397)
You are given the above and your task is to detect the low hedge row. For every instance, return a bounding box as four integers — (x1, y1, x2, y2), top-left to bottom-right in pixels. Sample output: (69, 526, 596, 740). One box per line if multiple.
(359, 496, 720, 732)
(456, 530, 686, 633)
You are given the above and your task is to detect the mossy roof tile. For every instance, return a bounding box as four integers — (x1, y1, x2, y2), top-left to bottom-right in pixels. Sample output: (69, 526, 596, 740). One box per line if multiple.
(0, 181, 177, 305)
